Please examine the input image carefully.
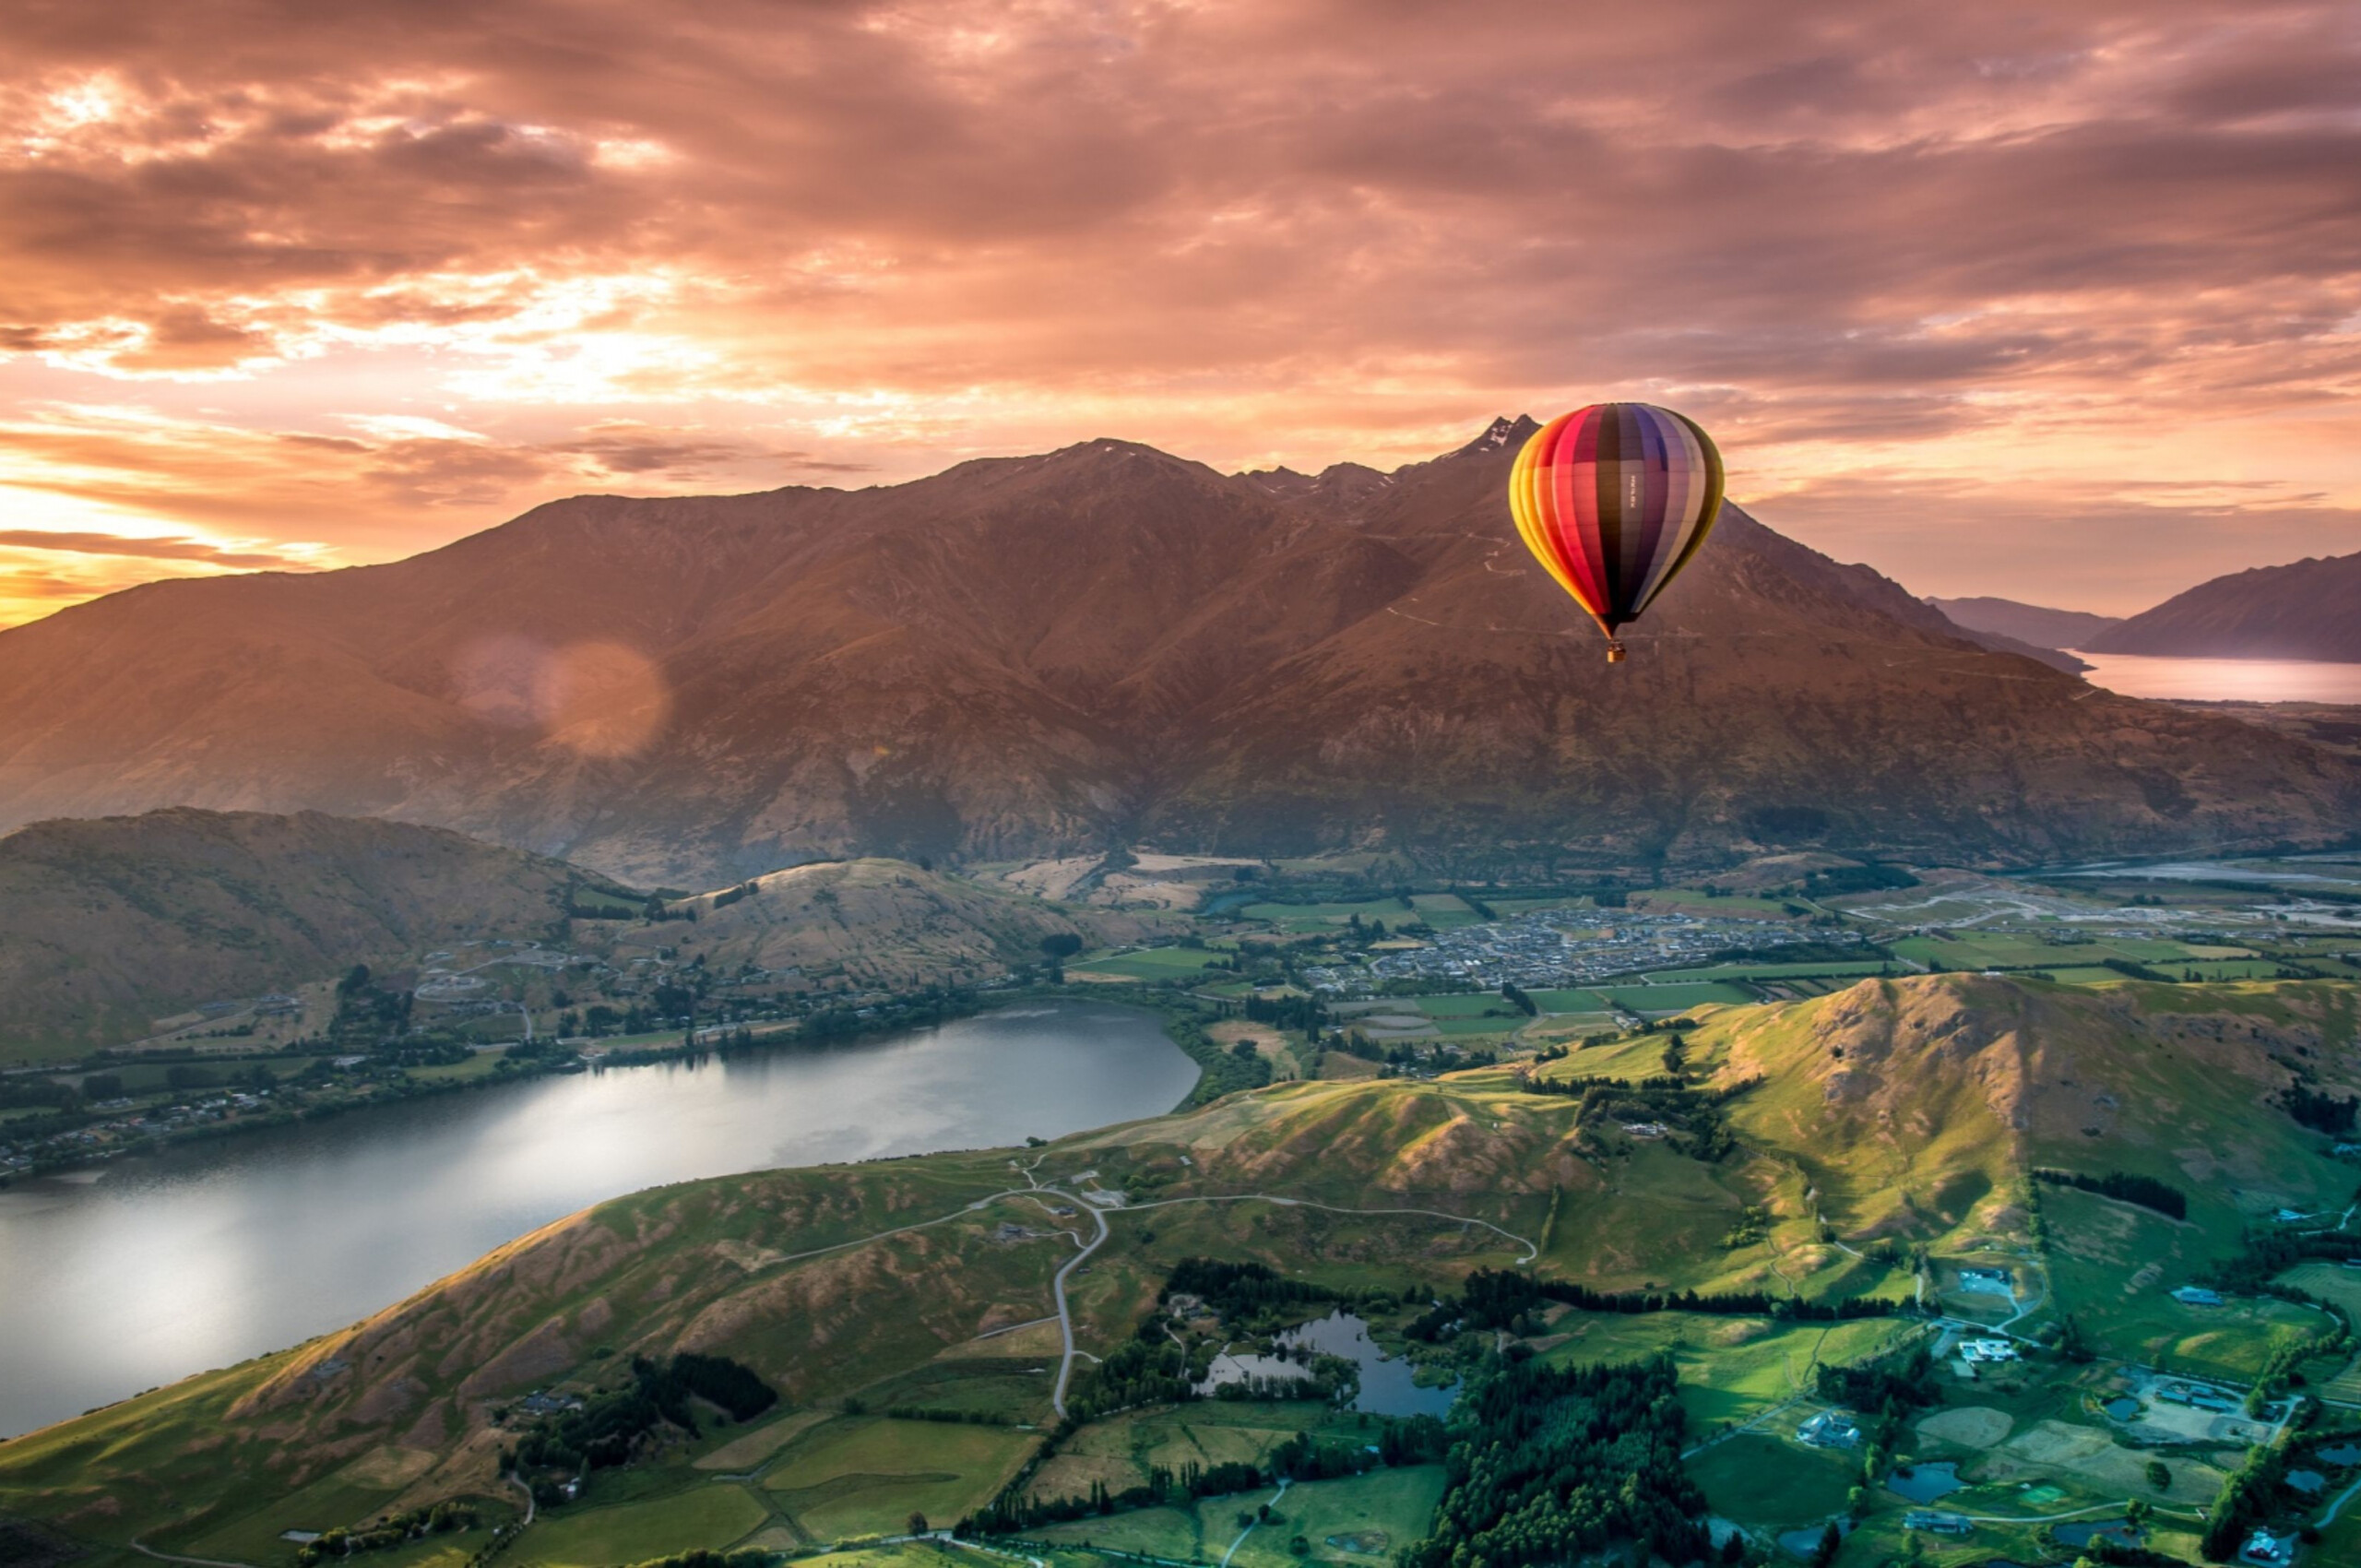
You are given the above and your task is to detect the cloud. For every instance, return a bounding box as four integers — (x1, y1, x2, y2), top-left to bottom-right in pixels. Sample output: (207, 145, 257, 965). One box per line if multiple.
(0, 528, 311, 568)
(0, 0, 2352, 619)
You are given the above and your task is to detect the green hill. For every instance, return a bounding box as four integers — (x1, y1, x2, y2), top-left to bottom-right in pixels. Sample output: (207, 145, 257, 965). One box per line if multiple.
(4, 974, 2355, 1562)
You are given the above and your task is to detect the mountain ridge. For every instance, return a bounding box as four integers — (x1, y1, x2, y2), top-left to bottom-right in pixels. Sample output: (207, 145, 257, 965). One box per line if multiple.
(0, 427, 2351, 882)
(2085, 550, 2361, 663)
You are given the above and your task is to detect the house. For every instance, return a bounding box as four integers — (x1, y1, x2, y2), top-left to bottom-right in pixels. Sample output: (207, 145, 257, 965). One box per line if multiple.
(1798, 1410, 1863, 1449)
(1620, 1122, 1670, 1139)
(1957, 1267, 2013, 1296)
(1903, 1512, 1971, 1536)
(1960, 1338, 2020, 1364)
(2172, 1286, 2225, 1307)
(2238, 1528, 2294, 1566)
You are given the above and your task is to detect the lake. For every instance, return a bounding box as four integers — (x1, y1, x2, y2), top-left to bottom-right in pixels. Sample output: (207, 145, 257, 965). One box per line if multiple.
(0, 1001, 1196, 1440)
(2072, 650, 2361, 703)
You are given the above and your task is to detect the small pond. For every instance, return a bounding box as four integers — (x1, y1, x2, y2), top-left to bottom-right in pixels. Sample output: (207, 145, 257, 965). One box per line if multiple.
(2318, 1442, 2361, 1467)
(2286, 1469, 2326, 1495)
(1194, 1309, 1458, 1417)
(2103, 1396, 2141, 1421)
(1886, 1461, 1965, 1503)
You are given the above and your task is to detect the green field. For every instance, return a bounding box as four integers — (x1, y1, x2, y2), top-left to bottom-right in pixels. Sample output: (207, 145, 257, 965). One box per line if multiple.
(1067, 946, 1228, 980)
(1032, 1466, 1449, 1568)
(1645, 959, 1894, 983)
(1685, 1433, 1859, 1527)
(1591, 981, 1754, 1012)
(1544, 1312, 1912, 1430)
(513, 1486, 770, 1565)
(763, 1417, 1036, 1542)
(1889, 931, 2205, 972)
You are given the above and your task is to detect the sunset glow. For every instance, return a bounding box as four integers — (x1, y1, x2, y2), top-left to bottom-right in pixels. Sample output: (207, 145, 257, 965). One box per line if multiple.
(3, 0, 2358, 624)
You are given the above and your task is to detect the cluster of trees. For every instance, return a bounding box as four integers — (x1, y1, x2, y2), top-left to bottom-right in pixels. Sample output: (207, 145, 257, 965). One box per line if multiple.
(1162, 1258, 1335, 1322)
(330, 965, 413, 1047)
(1500, 983, 1538, 1016)
(1398, 1354, 1715, 1568)
(504, 1353, 775, 1499)
(1814, 1345, 1940, 1457)
(1064, 1336, 1195, 1421)
(2032, 1167, 2189, 1220)
(1166, 1015, 1273, 1105)
(1517, 1073, 1748, 1161)
(1241, 993, 1327, 1035)
(2284, 1084, 2359, 1134)
(1406, 1268, 1895, 1342)
(293, 1503, 481, 1565)
(2200, 1441, 2288, 1561)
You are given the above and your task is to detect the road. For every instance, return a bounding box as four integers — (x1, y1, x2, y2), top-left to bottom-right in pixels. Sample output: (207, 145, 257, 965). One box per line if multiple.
(1047, 1190, 1113, 1418)
(1219, 1479, 1292, 1568)
(2319, 1471, 2361, 1527)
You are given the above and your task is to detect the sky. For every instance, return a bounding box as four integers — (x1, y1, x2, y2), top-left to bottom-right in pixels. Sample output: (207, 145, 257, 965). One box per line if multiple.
(1, 0, 2357, 624)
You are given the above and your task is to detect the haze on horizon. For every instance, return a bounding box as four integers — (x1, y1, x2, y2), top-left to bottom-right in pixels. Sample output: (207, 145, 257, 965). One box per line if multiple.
(1, 0, 2357, 627)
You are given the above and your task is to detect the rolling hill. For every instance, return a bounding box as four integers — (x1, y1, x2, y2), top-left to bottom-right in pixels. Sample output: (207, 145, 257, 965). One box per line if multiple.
(0, 808, 634, 1056)
(0, 426, 2351, 883)
(2, 973, 2349, 1553)
(2085, 550, 2361, 662)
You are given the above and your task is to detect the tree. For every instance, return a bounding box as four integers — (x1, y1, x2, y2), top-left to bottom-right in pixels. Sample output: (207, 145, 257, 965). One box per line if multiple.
(1040, 933, 1085, 958)
(907, 1512, 929, 1536)
(2146, 1460, 2172, 1491)
(1809, 1522, 1842, 1568)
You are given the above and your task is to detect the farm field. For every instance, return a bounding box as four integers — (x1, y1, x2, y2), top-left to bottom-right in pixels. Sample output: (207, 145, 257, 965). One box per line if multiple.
(1684, 1433, 1858, 1527)
(1542, 1312, 1912, 1429)
(1589, 981, 1754, 1012)
(511, 1485, 770, 1565)
(1887, 931, 2206, 972)
(763, 1417, 1037, 1542)
(1030, 1466, 1449, 1568)
(1066, 946, 1228, 980)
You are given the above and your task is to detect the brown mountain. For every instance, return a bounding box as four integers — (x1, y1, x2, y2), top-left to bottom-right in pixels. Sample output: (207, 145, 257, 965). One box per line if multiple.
(0, 808, 633, 1057)
(2085, 551, 2361, 662)
(0, 424, 2351, 883)
(1926, 596, 2123, 651)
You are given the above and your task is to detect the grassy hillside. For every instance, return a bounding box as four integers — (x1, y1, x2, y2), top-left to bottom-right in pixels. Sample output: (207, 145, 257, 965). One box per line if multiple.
(637, 858, 1169, 993)
(0, 808, 635, 1059)
(6, 974, 2356, 1561)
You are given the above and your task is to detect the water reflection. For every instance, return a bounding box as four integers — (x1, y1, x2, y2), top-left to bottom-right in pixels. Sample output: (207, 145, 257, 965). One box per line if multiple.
(1195, 1310, 1457, 1418)
(2071, 651, 2361, 704)
(0, 1003, 1195, 1439)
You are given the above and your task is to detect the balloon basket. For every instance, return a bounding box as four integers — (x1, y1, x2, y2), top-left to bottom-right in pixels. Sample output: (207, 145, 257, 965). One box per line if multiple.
(1605, 640, 1626, 664)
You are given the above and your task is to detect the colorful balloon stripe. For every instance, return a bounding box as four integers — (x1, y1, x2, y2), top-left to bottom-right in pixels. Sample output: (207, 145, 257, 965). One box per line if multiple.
(1508, 402, 1725, 651)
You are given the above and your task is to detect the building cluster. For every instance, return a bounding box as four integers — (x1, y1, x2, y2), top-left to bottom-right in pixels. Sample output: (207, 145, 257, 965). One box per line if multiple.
(1307, 908, 1864, 994)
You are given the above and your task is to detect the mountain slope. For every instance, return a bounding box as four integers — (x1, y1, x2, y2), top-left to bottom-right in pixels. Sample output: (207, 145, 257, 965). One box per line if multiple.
(2085, 551, 2361, 662)
(1928, 596, 2123, 651)
(0, 428, 2351, 882)
(0, 809, 633, 1055)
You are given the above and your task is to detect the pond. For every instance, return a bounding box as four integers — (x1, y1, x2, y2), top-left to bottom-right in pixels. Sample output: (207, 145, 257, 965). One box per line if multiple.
(1195, 1310, 1458, 1418)
(0, 1001, 1197, 1440)
(1885, 1461, 1965, 1503)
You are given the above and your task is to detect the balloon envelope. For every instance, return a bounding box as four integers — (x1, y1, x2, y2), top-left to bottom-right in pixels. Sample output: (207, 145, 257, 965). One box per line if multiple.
(1509, 403, 1725, 647)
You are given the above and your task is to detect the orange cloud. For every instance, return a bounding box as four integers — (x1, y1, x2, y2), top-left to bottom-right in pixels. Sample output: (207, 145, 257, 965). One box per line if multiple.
(0, 0, 2353, 619)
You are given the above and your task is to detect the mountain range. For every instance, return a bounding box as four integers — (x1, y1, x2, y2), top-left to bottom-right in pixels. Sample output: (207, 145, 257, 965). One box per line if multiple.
(2086, 550, 2361, 663)
(0, 422, 2351, 884)
(1924, 596, 2124, 653)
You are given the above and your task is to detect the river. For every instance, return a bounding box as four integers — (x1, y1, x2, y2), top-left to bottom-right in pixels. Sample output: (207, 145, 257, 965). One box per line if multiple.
(2072, 650, 2361, 703)
(0, 1001, 1197, 1440)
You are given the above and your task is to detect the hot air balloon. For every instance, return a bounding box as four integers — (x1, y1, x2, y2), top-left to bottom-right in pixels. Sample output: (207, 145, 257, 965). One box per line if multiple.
(1508, 402, 1726, 661)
